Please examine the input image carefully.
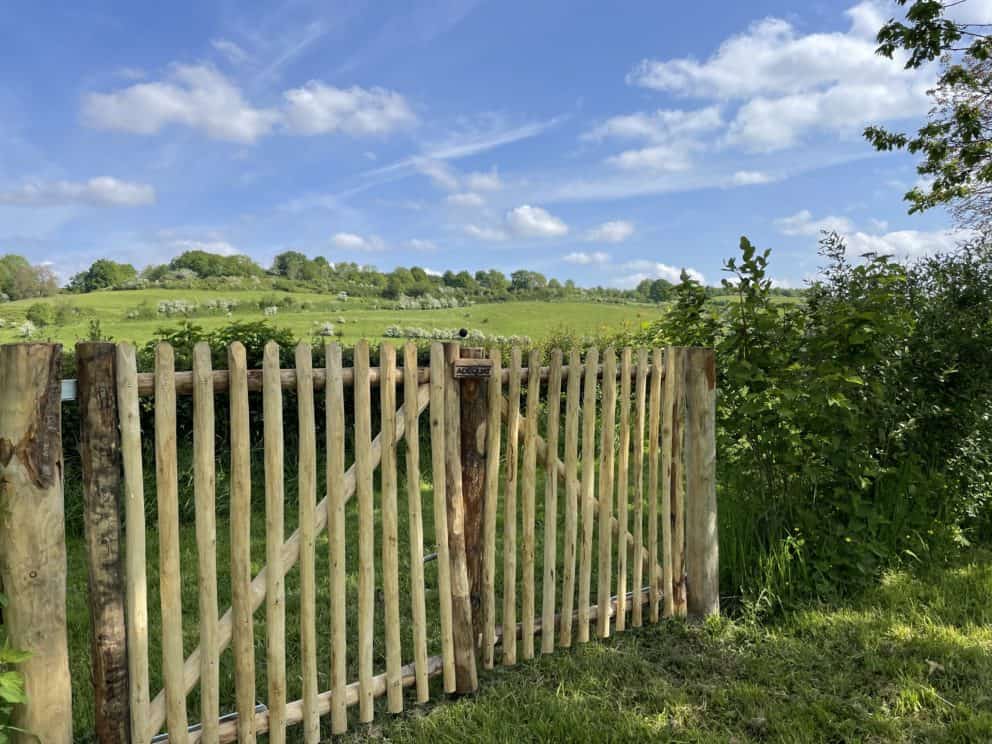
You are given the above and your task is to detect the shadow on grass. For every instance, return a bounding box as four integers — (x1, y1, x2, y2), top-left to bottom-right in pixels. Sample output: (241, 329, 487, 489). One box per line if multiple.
(358, 553, 992, 743)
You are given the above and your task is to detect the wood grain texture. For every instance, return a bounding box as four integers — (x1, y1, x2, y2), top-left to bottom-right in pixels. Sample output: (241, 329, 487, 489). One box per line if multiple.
(0, 343, 73, 744)
(501, 347, 522, 665)
(661, 348, 677, 619)
(670, 349, 687, 618)
(541, 350, 563, 654)
(77, 342, 130, 744)
(116, 343, 151, 743)
(631, 349, 648, 628)
(597, 348, 617, 639)
(354, 340, 375, 721)
(192, 343, 219, 744)
(615, 347, 632, 633)
(294, 344, 319, 743)
(227, 342, 256, 744)
(262, 342, 287, 744)
(685, 348, 719, 619)
(558, 349, 582, 647)
(380, 344, 404, 713)
(577, 348, 599, 643)
(429, 343, 456, 691)
(444, 343, 479, 692)
(403, 343, 430, 700)
(648, 348, 663, 624)
(520, 348, 540, 660)
(325, 344, 348, 734)
(154, 343, 189, 743)
(482, 348, 502, 668)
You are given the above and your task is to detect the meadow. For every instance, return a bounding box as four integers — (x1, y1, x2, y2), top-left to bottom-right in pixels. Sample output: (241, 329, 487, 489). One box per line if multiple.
(0, 289, 660, 347)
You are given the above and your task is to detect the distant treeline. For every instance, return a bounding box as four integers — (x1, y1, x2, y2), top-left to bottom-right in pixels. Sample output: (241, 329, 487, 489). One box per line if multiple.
(0, 249, 805, 304)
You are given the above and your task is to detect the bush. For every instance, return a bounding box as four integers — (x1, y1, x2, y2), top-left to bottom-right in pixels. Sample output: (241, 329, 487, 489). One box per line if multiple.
(623, 235, 992, 609)
(25, 302, 53, 327)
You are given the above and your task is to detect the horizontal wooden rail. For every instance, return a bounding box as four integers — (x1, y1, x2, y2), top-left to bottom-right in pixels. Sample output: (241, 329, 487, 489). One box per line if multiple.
(130, 361, 661, 396)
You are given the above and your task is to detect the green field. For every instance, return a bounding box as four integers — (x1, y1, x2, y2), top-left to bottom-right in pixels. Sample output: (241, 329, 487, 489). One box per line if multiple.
(0, 289, 662, 347)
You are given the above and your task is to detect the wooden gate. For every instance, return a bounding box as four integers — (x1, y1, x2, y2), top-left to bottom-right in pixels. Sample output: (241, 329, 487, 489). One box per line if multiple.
(0, 340, 717, 743)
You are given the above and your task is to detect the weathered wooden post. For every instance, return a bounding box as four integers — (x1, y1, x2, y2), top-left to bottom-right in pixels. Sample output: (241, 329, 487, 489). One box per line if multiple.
(77, 342, 130, 744)
(684, 347, 719, 618)
(456, 345, 488, 642)
(0, 343, 73, 743)
(442, 342, 479, 693)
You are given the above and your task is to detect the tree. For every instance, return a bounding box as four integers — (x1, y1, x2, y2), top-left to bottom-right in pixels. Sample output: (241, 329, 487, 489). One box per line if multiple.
(0, 254, 58, 301)
(169, 250, 264, 278)
(67, 258, 137, 293)
(865, 0, 992, 230)
(510, 270, 547, 292)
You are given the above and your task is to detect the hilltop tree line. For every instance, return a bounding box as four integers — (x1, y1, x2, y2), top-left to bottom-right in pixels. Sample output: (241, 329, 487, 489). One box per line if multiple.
(0, 248, 803, 304)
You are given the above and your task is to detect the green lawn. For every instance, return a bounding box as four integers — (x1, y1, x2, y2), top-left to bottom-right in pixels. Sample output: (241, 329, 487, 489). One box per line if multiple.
(0, 290, 659, 347)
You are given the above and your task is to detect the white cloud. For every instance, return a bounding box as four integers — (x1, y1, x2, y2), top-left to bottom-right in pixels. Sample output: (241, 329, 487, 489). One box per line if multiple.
(282, 82, 416, 136)
(585, 220, 634, 243)
(416, 159, 460, 190)
(775, 209, 970, 258)
(774, 209, 854, 236)
(83, 65, 281, 143)
(585, 106, 722, 143)
(465, 169, 503, 191)
(605, 145, 693, 172)
(84, 66, 415, 143)
(332, 232, 386, 251)
(846, 229, 968, 258)
(463, 224, 507, 242)
(505, 205, 569, 238)
(731, 170, 772, 185)
(211, 38, 248, 65)
(626, 3, 933, 152)
(945, 0, 992, 25)
(617, 260, 706, 287)
(563, 251, 611, 265)
(407, 238, 438, 252)
(587, 107, 721, 172)
(0, 177, 156, 207)
(446, 192, 485, 208)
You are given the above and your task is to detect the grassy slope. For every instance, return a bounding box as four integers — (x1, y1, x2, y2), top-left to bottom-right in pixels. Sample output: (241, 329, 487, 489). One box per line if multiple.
(0, 290, 658, 346)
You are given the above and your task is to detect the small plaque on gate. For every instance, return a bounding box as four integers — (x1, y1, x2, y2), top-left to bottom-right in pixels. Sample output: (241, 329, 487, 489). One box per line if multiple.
(453, 358, 494, 378)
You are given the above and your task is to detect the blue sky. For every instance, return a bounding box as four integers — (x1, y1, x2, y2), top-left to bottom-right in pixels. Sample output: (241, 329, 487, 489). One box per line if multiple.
(2, 0, 986, 288)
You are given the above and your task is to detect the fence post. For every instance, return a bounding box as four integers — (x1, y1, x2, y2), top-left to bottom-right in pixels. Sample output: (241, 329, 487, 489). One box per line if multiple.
(77, 342, 130, 744)
(442, 342, 479, 693)
(0, 343, 73, 743)
(684, 347, 719, 619)
(457, 345, 488, 643)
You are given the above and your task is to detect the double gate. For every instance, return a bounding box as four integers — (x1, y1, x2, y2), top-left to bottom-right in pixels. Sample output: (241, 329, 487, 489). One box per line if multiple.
(0, 340, 717, 743)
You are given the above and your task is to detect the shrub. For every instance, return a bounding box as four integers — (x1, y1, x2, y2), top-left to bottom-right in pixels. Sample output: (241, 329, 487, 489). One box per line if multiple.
(25, 302, 53, 327)
(622, 234, 992, 608)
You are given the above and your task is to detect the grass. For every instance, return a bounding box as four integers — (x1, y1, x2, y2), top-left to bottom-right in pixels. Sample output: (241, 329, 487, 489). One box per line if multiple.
(0, 290, 658, 347)
(359, 551, 992, 743)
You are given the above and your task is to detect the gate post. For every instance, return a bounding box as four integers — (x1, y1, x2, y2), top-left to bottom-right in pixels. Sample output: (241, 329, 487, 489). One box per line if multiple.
(684, 347, 719, 619)
(456, 346, 488, 643)
(0, 343, 73, 743)
(77, 342, 130, 744)
(442, 342, 479, 693)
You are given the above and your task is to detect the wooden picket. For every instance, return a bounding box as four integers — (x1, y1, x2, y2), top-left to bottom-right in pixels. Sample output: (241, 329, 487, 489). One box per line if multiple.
(100, 341, 717, 742)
